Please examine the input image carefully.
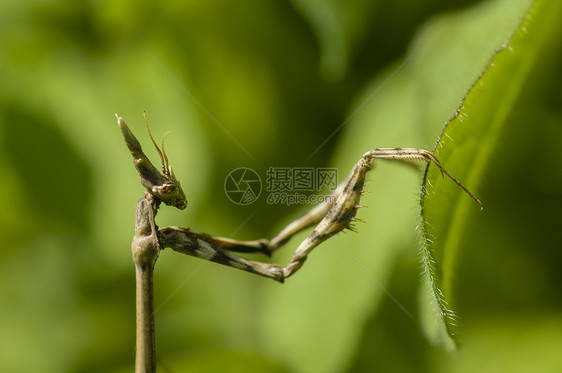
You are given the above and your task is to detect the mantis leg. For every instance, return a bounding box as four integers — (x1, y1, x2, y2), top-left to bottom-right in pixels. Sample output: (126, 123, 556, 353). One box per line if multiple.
(157, 148, 481, 282)
(172, 182, 345, 256)
(280, 148, 482, 279)
(158, 226, 284, 282)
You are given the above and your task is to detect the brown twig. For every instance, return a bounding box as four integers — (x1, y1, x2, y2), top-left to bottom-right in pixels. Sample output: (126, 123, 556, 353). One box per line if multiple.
(131, 193, 160, 373)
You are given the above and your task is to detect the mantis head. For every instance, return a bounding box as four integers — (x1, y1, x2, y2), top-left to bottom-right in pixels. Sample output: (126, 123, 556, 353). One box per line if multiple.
(143, 113, 187, 210)
(117, 113, 187, 210)
(151, 165, 187, 210)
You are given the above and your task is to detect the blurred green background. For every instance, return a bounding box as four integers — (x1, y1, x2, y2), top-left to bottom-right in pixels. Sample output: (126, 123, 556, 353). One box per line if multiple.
(1, 0, 561, 372)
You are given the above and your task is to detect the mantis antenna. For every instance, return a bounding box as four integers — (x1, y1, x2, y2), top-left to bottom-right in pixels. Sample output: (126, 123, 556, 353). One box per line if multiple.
(161, 131, 171, 175)
(143, 111, 170, 177)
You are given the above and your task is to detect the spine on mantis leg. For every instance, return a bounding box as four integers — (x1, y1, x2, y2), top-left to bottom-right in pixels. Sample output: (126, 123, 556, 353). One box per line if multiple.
(283, 156, 372, 278)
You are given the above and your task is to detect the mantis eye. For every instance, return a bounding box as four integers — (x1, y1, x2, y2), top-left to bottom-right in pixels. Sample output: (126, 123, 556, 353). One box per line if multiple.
(158, 184, 177, 195)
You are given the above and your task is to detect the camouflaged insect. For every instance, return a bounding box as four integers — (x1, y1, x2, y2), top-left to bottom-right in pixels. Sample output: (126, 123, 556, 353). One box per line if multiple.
(117, 114, 187, 210)
(118, 114, 482, 282)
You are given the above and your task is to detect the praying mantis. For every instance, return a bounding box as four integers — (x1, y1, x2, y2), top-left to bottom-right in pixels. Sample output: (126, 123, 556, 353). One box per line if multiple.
(117, 113, 483, 283)
(119, 113, 483, 373)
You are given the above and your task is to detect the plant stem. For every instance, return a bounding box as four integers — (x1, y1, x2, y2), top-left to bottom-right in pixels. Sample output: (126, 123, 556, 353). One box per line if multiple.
(135, 260, 156, 373)
(132, 194, 160, 373)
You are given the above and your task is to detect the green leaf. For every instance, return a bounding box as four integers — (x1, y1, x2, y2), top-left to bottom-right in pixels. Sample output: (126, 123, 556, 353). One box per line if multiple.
(419, 0, 561, 350)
